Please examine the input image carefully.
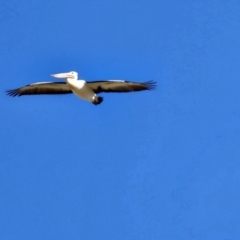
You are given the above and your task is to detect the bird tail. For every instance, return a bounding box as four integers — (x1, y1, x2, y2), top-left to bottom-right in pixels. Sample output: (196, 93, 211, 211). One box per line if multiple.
(92, 96, 103, 105)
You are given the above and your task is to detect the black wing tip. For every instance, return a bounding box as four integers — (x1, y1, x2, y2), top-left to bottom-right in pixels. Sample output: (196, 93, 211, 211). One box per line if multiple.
(144, 80, 157, 90)
(6, 89, 21, 97)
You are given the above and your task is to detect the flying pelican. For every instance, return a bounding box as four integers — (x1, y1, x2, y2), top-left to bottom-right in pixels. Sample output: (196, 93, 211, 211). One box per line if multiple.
(6, 71, 156, 105)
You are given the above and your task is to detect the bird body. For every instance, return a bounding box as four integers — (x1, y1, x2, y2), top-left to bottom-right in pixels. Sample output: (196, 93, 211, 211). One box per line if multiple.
(66, 78, 95, 102)
(6, 71, 156, 105)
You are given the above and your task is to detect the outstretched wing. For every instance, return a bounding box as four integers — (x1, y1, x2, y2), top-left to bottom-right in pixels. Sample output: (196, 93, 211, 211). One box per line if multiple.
(6, 82, 72, 97)
(86, 80, 156, 94)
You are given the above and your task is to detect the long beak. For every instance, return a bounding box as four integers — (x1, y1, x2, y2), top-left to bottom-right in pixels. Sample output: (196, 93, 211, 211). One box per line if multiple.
(51, 72, 72, 79)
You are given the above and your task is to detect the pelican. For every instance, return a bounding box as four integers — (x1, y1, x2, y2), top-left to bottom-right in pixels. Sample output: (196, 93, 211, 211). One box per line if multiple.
(6, 71, 156, 105)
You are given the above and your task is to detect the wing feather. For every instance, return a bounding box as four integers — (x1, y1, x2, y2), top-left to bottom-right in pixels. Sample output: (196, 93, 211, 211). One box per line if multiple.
(86, 80, 157, 93)
(6, 82, 72, 97)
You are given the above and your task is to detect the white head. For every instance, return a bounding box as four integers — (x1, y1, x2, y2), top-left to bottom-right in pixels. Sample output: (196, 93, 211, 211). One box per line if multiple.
(51, 71, 78, 80)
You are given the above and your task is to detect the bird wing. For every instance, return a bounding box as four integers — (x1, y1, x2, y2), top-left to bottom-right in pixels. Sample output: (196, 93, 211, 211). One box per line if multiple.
(6, 82, 72, 97)
(86, 80, 157, 93)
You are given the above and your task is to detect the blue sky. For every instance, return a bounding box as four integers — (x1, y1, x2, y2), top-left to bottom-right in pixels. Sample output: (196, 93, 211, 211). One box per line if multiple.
(1, 0, 240, 239)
